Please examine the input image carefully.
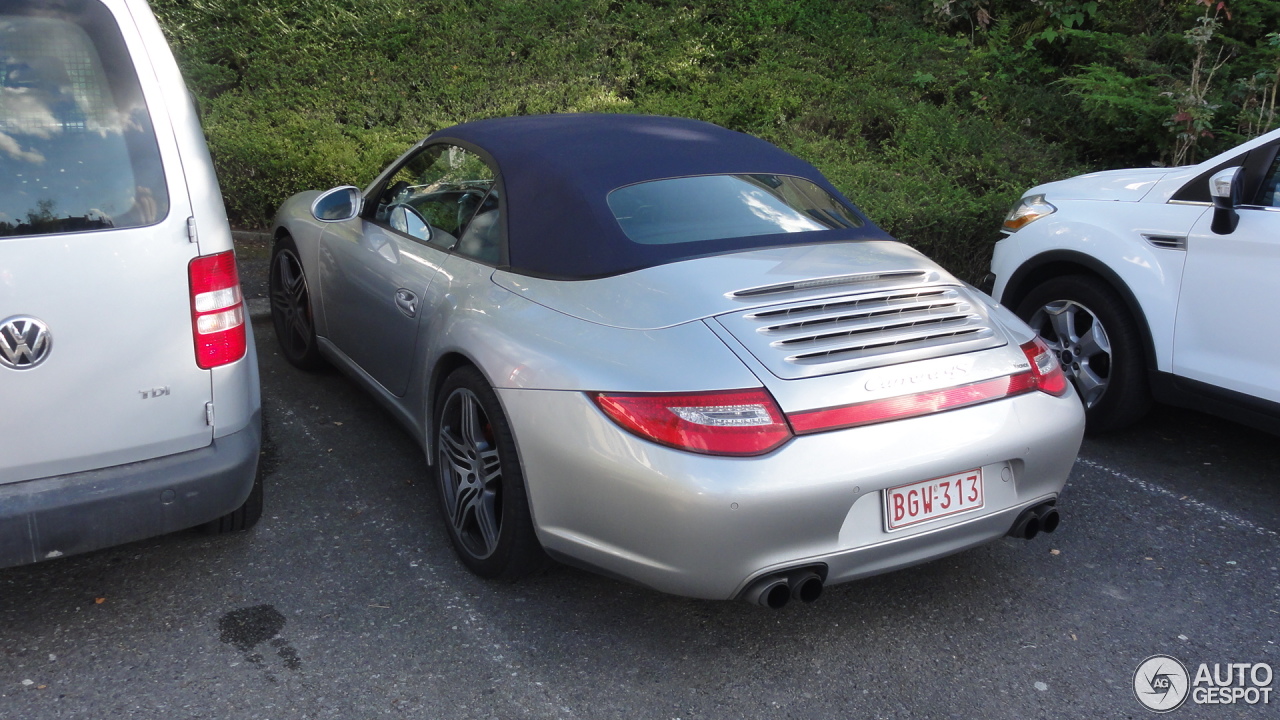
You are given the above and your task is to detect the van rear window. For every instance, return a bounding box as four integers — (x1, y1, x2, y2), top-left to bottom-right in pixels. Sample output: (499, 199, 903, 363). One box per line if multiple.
(0, 0, 168, 238)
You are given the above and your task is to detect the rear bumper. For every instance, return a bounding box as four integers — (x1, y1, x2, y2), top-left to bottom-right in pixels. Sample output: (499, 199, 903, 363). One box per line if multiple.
(0, 411, 261, 569)
(499, 387, 1083, 600)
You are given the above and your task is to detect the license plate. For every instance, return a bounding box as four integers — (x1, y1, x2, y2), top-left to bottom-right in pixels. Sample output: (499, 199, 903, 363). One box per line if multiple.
(883, 469, 984, 531)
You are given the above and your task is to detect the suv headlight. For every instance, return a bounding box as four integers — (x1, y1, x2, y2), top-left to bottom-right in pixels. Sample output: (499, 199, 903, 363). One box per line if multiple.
(1002, 194, 1056, 231)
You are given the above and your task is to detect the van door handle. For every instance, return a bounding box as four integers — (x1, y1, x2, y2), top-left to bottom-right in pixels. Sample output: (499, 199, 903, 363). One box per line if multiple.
(394, 288, 418, 318)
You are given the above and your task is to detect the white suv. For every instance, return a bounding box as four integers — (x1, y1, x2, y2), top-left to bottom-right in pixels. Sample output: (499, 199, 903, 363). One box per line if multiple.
(988, 127, 1280, 433)
(0, 0, 262, 566)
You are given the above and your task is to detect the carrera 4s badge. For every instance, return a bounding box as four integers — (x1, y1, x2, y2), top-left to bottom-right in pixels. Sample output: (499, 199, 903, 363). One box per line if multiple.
(863, 360, 973, 393)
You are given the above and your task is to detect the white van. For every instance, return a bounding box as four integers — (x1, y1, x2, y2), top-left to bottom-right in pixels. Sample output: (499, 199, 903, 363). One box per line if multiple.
(0, 0, 262, 566)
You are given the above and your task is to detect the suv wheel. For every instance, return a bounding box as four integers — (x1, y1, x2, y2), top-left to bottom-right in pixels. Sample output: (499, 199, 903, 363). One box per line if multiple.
(1016, 275, 1151, 432)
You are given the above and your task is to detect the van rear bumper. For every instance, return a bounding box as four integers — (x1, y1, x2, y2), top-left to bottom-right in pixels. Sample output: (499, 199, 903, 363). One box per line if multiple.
(0, 412, 261, 569)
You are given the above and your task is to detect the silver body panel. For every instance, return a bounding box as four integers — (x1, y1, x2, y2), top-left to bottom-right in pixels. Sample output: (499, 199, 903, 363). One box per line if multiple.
(491, 240, 942, 330)
(500, 387, 1082, 599)
(275, 157, 1084, 600)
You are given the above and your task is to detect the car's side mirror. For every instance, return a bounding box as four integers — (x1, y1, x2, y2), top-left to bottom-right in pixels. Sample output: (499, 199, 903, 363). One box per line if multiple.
(389, 203, 431, 242)
(1209, 167, 1243, 235)
(311, 186, 364, 222)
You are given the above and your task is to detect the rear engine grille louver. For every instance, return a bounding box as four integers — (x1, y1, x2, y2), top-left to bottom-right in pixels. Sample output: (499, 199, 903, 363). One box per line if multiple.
(730, 270, 931, 299)
(715, 286, 1007, 380)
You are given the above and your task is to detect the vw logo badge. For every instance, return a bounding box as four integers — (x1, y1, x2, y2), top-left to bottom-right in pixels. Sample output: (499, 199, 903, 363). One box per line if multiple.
(0, 316, 53, 370)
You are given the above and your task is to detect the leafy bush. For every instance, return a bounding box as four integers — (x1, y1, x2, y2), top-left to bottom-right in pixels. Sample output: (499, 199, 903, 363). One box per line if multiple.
(148, 0, 1275, 282)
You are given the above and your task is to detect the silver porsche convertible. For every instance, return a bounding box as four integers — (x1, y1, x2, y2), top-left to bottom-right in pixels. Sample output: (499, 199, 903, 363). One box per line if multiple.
(270, 114, 1084, 607)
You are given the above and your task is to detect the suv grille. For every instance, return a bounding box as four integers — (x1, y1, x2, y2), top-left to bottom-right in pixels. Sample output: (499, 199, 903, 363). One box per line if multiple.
(714, 286, 1006, 380)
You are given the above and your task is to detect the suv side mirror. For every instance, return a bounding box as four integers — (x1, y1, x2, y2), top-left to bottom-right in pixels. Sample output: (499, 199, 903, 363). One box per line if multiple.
(1209, 167, 1243, 235)
(311, 186, 364, 222)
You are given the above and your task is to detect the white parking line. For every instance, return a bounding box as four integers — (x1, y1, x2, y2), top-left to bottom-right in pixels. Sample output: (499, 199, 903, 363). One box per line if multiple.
(1076, 457, 1277, 539)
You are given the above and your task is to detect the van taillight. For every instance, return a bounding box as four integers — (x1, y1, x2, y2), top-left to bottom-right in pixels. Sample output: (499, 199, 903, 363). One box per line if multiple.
(189, 251, 246, 369)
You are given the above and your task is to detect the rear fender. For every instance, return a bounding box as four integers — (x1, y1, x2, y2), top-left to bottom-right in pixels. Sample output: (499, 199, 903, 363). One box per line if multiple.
(415, 259, 761, 462)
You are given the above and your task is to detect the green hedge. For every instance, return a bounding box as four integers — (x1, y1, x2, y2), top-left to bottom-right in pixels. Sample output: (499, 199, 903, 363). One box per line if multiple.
(150, 0, 1276, 281)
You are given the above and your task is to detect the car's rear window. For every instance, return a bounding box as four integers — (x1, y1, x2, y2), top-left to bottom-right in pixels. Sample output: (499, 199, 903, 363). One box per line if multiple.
(0, 0, 168, 238)
(606, 174, 863, 245)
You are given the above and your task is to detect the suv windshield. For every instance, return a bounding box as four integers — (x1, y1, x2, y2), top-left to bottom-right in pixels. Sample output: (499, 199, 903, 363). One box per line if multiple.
(607, 174, 863, 245)
(0, 0, 168, 238)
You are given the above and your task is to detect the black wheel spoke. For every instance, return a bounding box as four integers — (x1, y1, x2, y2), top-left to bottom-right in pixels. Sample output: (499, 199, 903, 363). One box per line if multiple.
(290, 312, 311, 346)
(472, 491, 500, 552)
(269, 287, 292, 313)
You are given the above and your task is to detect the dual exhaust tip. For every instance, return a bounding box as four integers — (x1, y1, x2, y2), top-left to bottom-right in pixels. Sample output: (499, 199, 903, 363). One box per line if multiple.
(745, 503, 1060, 608)
(743, 569, 824, 609)
(1008, 502, 1061, 540)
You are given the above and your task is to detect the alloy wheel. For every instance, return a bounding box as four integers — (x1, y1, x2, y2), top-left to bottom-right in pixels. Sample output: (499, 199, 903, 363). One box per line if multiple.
(270, 249, 314, 359)
(437, 387, 504, 560)
(1029, 299, 1112, 408)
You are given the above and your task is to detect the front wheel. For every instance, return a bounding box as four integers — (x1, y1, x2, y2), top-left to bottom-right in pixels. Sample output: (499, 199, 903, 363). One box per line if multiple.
(1016, 274, 1151, 433)
(269, 234, 325, 370)
(434, 367, 546, 579)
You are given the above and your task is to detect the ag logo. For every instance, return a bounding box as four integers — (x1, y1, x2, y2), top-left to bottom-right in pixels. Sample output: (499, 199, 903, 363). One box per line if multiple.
(1135, 654, 1191, 713)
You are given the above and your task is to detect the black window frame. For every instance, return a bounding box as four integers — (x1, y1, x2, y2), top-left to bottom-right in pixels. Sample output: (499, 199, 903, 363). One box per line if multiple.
(364, 141, 508, 266)
(1171, 142, 1280, 207)
(1245, 144, 1280, 209)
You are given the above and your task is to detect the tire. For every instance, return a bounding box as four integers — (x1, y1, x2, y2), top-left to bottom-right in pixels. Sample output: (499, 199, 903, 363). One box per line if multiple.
(199, 467, 264, 534)
(200, 414, 273, 535)
(1016, 274, 1151, 433)
(434, 366, 547, 580)
(269, 234, 325, 370)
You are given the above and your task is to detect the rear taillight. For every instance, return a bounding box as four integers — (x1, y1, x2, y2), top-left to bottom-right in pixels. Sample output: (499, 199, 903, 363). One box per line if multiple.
(189, 251, 246, 369)
(1020, 337, 1069, 396)
(592, 389, 793, 456)
(789, 339, 1069, 434)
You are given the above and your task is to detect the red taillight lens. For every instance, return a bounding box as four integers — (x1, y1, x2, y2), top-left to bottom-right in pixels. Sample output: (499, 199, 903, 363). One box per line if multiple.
(189, 251, 247, 369)
(789, 339, 1069, 434)
(1021, 337, 1069, 396)
(592, 389, 793, 456)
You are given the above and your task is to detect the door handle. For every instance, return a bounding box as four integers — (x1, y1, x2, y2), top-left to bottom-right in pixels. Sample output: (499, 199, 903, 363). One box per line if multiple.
(394, 288, 418, 318)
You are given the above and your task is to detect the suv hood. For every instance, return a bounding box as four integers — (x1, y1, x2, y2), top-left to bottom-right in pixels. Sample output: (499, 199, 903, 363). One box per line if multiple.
(491, 241, 953, 330)
(1036, 167, 1169, 202)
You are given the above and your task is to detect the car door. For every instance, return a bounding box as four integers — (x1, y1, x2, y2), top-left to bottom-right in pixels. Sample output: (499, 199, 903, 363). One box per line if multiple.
(318, 144, 497, 396)
(1173, 144, 1280, 403)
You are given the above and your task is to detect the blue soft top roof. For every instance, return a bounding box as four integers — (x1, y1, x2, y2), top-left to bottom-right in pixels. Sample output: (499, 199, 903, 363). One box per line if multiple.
(428, 114, 889, 279)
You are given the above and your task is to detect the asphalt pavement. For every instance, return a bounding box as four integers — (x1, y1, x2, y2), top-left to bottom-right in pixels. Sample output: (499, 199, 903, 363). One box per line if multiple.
(1, 242, 1276, 718)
